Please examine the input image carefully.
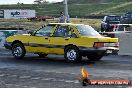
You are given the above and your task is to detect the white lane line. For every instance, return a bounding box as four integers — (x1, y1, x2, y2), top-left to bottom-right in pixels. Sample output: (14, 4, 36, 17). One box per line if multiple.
(23, 86, 28, 88)
(8, 75, 18, 77)
(65, 80, 74, 83)
(31, 77, 41, 80)
(5, 84, 13, 86)
(41, 77, 79, 84)
(35, 70, 79, 75)
(41, 78, 56, 81)
(64, 80, 79, 83)
(19, 76, 31, 79)
(0, 74, 5, 77)
(58, 79, 65, 82)
(30, 87, 37, 88)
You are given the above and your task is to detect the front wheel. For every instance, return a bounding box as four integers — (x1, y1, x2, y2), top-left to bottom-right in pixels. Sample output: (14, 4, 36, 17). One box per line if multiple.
(87, 53, 104, 61)
(64, 46, 82, 62)
(12, 43, 26, 59)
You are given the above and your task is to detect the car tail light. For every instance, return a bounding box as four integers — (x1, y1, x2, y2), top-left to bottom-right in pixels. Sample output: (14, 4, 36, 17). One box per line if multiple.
(94, 42, 119, 48)
(94, 43, 104, 47)
(104, 42, 119, 47)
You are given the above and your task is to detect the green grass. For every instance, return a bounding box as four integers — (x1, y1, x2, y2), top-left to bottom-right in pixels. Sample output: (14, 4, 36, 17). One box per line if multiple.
(0, 1, 132, 17)
(0, 18, 102, 31)
(0, 18, 132, 31)
(0, 19, 46, 29)
(68, 0, 132, 4)
(104, 2, 132, 13)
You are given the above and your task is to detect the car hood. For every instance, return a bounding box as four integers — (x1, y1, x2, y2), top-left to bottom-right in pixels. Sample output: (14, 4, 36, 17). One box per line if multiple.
(6, 34, 31, 43)
(14, 34, 31, 36)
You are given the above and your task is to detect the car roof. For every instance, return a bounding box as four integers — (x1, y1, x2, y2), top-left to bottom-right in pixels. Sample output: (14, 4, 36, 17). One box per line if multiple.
(48, 23, 84, 26)
(107, 15, 120, 17)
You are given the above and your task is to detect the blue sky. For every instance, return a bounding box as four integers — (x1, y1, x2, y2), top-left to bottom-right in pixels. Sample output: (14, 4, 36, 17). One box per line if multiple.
(0, 0, 63, 4)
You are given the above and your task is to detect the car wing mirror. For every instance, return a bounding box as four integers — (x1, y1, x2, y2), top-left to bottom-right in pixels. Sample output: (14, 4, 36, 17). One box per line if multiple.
(71, 33, 77, 38)
(41, 24, 46, 28)
(28, 30, 34, 35)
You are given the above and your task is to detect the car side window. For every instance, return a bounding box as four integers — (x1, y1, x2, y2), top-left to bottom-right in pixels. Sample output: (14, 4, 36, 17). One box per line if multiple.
(35, 26, 53, 36)
(53, 26, 71, 37)
(70, 27, 77, 38)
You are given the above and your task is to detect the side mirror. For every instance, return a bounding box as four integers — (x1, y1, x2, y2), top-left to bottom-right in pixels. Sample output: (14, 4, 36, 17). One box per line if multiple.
(41, 24, 46, 28)
(71, 32, 77, 38)
(28, 30, 34, 35)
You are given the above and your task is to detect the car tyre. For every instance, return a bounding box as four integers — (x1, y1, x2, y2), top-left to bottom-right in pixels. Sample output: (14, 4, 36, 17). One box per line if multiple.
(12, 43, 26, 59)
(64, 46, 82, 62)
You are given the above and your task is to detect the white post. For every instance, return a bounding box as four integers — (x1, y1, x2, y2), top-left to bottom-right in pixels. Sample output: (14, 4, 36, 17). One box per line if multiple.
(64, 0, 69, 22)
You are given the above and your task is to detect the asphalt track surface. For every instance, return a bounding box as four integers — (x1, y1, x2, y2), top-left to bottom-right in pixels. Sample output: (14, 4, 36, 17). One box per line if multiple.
(0, 49, 132, 88)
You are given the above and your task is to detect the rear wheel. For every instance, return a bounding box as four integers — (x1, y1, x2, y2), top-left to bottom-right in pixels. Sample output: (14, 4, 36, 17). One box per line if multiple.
(64, 46, 82, 62)
(87, 53, 104, 61)
(37, 53, 48, 58)
(12, 43, 26, 59)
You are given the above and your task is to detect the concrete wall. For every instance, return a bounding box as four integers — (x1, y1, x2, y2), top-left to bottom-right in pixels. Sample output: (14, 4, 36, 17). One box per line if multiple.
(115, 32, 132, 55)
(0, 32, 6, 49)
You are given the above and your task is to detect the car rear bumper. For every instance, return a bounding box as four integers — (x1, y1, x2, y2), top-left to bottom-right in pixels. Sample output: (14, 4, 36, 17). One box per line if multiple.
(79, 47, 119, 56)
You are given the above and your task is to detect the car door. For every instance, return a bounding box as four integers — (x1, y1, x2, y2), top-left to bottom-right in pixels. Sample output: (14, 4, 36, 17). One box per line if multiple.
(49, 25, 72, 54)
(28, 25, 54, 53)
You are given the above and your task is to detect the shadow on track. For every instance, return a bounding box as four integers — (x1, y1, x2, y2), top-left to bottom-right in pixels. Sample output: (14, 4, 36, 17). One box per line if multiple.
(9, 54, 97, 67)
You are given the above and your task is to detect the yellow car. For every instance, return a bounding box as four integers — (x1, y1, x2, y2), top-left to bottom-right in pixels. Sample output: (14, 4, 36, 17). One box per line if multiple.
(4, 23, 119, 62)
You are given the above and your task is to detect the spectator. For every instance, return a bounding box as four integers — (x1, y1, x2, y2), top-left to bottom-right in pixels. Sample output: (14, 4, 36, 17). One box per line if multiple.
(59, 12, 67, 23)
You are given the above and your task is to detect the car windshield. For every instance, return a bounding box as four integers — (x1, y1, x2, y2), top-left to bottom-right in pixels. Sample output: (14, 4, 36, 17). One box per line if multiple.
(106, 16, 120, 21)
(77, 25, 102, 37)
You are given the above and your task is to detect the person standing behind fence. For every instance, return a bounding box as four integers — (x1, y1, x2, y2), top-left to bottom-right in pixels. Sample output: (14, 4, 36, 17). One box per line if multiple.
(59, 12, 67, 23)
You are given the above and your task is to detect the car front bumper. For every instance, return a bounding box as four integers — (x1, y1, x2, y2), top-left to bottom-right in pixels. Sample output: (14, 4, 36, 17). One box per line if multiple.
(4, 42, 12, 50)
